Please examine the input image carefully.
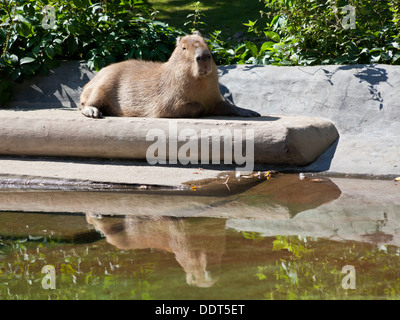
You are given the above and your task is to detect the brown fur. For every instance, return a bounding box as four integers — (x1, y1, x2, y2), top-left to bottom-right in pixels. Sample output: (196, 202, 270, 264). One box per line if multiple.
(80, 31, 260, 118)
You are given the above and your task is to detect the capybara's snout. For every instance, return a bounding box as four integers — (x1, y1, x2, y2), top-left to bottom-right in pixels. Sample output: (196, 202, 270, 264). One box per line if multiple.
(195, 48, 212, 76)
(195, 48, 211, 62)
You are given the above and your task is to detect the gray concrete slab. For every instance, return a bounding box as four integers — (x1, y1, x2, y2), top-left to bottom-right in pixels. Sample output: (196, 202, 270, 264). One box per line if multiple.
(219, 64, 400, 176)
(1, 61, 399, 187)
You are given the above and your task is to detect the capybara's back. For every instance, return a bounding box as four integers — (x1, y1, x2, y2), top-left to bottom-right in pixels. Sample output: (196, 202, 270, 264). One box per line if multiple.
(80, 31, 260, 118)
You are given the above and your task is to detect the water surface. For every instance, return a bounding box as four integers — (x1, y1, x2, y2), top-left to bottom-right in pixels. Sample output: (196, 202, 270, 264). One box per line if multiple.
(1, 174, 399, 300)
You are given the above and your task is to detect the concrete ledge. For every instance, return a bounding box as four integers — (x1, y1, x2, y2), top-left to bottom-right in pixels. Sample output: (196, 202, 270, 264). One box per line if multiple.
(219, 64, 400, 176)
(0, 109, 338, 167)
(2, 61, 399, 179)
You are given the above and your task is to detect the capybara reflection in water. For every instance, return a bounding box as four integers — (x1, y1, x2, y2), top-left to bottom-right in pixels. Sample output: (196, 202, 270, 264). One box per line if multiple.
(80, 31, 260, 118)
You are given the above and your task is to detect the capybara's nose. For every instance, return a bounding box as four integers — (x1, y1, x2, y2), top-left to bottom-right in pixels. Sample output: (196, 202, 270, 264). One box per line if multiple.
(195, 50, 211, 62)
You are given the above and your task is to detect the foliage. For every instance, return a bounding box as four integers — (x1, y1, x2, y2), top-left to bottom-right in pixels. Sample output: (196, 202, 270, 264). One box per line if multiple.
(184, 1, 207, 33)
(1, 0, 400, 106)
(0, 0, 183, 106)
(148, 0, 264, 37)
(236, 0, 400, 66)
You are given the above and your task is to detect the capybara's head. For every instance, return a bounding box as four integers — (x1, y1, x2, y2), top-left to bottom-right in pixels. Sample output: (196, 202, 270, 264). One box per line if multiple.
(171, 31, 214, 79)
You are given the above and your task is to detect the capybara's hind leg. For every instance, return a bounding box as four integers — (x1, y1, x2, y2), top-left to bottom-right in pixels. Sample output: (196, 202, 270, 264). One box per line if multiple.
(213, 100, 260, 117)
(81, 106, 103, 118)
(80, 85, 107, 118)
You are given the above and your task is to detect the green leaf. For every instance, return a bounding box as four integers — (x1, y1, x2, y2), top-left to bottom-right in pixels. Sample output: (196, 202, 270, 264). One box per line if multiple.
(44, 46, 55, 59)
(21, 63, 36, 75)
(20, 57, 36, 65)
(333, 55, 350, 64)
(234, 44, 246, 54)
(243, 20, 256, 27)
(9, 54, 19, 65)
(347, 41, 359, 54)
(269, 15, 281, 27)
(392, 42, 400, 49)
(15, 22, 34, 37)
(245, 41, 258, 57)
(15, 14, 31, 25)
(264, 31, 280, 43)
(392, 53, 400, 63)
(135, 48, 143, 60)
(12, 68, 22, 81)
(66, 37, 79, 55)
(99, 15, 109, 22)
(369, 47, 383, 54)
(53, 38, 63, 45)
(370, 54, 381, 63)
(31, 45, 40, 58)
(259, 41, 275, 56)
(279, 59, 293, 65)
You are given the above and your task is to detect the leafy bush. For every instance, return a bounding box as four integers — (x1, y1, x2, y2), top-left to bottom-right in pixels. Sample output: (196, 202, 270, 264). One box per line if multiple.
(0, 0, 183, 106)
(232, 0, 400, 66)
(1, 0, 400, 106)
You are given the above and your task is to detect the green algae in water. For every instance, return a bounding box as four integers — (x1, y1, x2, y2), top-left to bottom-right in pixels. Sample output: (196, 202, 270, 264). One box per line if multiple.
(1, 214, 400, 300)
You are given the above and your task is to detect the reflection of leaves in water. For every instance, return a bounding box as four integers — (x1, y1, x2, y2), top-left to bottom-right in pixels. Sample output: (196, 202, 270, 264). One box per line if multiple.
(0, 238, 160, 300)
(241, 231, 264, 242)
(272, 236, 314, 258)
(255, 266, 267, 281)
(256, 235, 400, 300)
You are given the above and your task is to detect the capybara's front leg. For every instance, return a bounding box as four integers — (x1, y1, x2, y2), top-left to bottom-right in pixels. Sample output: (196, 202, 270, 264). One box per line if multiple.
(213, 100, 260, 117)
(82, 106, 103, 118)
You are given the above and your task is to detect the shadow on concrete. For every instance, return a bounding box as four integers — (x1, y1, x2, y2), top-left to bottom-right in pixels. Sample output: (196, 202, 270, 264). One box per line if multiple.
(218, 64, 265, 76)
(302, 137, 339, 172)
(322, 64, 389, 110)
(203, 114, 280, 121)
(8, 60, 92, 110)
(253, 137, 340, 174)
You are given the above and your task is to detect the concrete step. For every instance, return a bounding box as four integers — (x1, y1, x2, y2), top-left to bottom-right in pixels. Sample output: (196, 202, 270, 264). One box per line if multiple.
(0, 108, 338, 167)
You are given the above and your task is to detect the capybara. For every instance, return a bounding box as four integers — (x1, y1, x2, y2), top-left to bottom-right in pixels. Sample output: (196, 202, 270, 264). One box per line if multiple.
(80, 31, 260, 118)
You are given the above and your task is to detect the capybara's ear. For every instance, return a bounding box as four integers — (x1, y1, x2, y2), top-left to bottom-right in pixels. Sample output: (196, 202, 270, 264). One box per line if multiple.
(176, 36, 182, 46)
(193, 30, 201, 36)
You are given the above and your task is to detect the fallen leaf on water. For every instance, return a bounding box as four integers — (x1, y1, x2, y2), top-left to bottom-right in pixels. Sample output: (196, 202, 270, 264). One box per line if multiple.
(395, 177, 400, 182)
